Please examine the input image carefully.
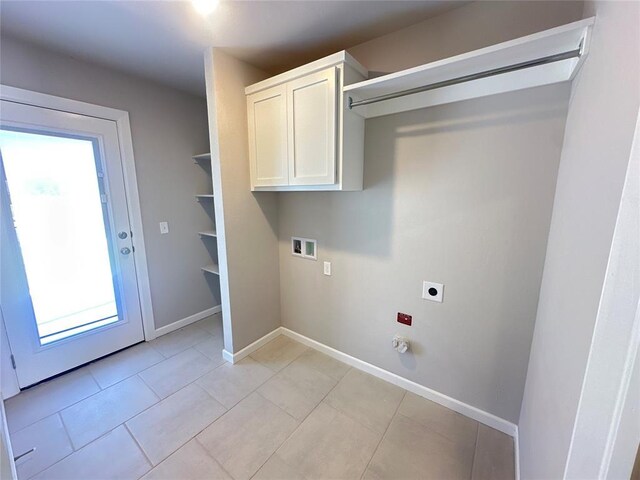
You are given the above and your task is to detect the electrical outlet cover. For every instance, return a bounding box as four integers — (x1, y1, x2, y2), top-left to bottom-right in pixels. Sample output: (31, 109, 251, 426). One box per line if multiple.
(323, 261, 331, 276)
(422, 281, 444, 302)
(397, 312, 412, 326)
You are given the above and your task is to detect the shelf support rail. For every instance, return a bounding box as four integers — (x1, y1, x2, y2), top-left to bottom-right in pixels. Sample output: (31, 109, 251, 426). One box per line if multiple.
(348, 46, 582, 110)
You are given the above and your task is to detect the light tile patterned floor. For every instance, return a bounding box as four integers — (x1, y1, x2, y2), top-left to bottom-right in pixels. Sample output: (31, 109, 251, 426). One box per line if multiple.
(5, 313, 515, 480)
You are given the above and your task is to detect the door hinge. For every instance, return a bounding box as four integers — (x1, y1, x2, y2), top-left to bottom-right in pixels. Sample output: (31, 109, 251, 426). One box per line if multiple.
(100, 194, 108, 203)
(10, 354, 16, 369)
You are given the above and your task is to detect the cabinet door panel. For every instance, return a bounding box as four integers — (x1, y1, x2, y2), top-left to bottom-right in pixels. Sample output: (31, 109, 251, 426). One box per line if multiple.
(247, 85, 288, 187)
(287, 67, 337, 186)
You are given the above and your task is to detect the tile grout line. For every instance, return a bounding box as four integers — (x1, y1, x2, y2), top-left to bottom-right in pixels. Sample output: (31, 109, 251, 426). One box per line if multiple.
(248, 354, 354, 479)
(90, 342, 168, 389)
(315, 369, 396, 441)
(16, 412, 76, 480)
(85, 364, 105, 392)
(359, 389, 408, 480)
(193, 436, 237, 480)
(8, 340, 171, 436)
(58, 373, 162, 446)
(7, 382, 100, 437)
(136, 346, 227, 400)
(123, 422, 154, 472)
(11, 375, 164, 478)
(126, 383, 232, 478)
(15, 370, 191, 478)
(120, 373, 230, 472)
(26, 422, 144, 478)
(469, 420, 481, 480)
(151, 327, 216, 359)
(15, 333, 336, 480)
(8, 319, 225, 477)
(36, 382, 163, 476)
(57, 410, 77, 452)
(243, 345, 328, 478)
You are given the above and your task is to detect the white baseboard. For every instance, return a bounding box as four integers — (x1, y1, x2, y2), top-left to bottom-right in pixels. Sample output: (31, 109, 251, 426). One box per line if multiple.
(280, 327, 518, 438)
(221, 349, 234, 363)
(220, 325, 518, 439)
(222, 327, 282, 364)
(153, 305, 221, 338)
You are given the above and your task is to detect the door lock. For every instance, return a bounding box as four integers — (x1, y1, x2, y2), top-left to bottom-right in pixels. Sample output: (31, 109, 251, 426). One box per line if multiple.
(118, 231, 128, 239)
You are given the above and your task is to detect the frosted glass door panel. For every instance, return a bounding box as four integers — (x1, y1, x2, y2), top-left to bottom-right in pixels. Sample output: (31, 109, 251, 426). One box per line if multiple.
(0, 129, 119, 345)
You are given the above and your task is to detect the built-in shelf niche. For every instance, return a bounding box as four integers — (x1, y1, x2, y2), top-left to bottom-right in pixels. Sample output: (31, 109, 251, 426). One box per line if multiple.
(192, 153, 220, 278)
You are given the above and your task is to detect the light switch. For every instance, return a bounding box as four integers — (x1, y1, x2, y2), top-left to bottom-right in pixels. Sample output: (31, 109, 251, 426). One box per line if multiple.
(323, 261, 331, 276)
(159, 222, 169, 234)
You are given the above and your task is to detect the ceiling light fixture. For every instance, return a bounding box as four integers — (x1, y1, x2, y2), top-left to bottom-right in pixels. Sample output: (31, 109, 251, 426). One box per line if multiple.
(192, 0, 219, 16)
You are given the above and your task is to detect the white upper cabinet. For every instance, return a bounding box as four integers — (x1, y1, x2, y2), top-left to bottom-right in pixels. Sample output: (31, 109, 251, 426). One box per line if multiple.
(247, 84, 288, 187)
(245, 51, 367, 192)
(287, 67, 337, 186)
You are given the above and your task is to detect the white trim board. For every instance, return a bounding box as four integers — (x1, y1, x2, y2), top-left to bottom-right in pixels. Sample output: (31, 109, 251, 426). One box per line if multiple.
(0, 84, 156, 343)
(222, 327, 282, 364)
(153, 305, 222, 338)
(514, 427, 521, 480)
(223, 325, 517, 438)
(281, 327, 517, 437)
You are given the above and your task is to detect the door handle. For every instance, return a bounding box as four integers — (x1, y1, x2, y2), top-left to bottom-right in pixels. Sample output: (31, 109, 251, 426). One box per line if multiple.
(120, 247, 131, 255)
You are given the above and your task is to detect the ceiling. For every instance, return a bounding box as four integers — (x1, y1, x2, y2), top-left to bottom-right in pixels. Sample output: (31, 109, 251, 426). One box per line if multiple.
(0, 1, 467, 96)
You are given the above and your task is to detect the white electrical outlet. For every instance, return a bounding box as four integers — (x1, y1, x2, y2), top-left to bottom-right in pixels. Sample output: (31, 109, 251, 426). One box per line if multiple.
(323, 261, 331, 276)
(422, 281, 444, 302)
(159, 222, 169, 234)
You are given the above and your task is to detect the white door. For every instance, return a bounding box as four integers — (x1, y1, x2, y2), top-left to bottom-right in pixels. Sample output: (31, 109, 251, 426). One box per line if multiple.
(287, 67, 337, 186)
(0, 100, 144, 387)
(247, 84, 288, 188)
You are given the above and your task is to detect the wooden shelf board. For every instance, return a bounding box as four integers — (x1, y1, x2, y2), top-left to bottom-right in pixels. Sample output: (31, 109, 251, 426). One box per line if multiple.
(198, 230, 218, 238)
(344, 18, 594, 118)
(195, 194, 214, 200)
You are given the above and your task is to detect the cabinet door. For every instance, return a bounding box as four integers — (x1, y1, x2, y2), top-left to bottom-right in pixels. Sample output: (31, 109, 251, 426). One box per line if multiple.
(247, 85, 288, 188)
(287, 67, 337, 186)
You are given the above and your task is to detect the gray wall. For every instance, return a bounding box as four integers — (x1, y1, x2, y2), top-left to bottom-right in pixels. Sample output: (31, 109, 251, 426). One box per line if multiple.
(349, 1, 584, 75)
(0, 37, 219, 330)
(204, 49, 281, 353)
(278, 1, 583, 424)
(518, 2, 640, 478)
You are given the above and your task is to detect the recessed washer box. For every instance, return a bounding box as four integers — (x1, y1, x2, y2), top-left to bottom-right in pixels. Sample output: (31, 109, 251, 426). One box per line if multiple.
(291, 237, 317, 260)
(422, 281, 444, 302)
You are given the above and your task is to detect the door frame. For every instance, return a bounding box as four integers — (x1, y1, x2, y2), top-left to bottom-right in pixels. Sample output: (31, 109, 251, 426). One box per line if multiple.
(0, 86, 156, 354)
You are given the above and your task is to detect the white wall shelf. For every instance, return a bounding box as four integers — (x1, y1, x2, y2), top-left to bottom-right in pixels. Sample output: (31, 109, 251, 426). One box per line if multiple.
(344, 17, 594, 119)
(193, 152, 220, 286)
(201, 264, 220, 275)
(192, 153, 212, 163)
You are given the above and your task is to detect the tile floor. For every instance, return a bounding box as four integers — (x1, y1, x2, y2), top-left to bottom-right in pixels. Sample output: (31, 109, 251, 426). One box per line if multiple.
(5, 313, 515, 480)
